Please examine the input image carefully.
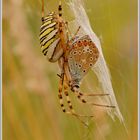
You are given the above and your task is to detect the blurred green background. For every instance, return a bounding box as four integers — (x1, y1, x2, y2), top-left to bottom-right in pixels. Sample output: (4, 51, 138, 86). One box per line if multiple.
(2, 0, 138, 140)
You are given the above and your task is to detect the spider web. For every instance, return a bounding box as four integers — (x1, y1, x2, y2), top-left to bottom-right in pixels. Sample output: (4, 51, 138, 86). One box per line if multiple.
(68, 0, 124, 124)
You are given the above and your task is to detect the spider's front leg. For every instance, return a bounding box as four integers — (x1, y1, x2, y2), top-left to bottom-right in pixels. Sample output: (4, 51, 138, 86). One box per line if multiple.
(73, 26, 81, 37)
(65, 22, 81, 43)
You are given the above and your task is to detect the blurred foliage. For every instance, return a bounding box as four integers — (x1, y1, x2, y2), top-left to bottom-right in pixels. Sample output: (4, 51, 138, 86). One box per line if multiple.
(2, 0, 138, 140)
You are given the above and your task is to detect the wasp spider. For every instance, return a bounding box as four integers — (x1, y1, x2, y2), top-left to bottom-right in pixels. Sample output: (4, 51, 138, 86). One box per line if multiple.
(39, 0, 115, 125)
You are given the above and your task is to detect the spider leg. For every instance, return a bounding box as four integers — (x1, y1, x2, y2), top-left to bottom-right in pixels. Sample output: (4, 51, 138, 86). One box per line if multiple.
(58, 68, 80, 118)
(79, 92, 110, 96)
(63, 76, 93, 116)
(64, 21, 73, 43)
(69, 85, 109, 97)
(58, 73, 87, 115)
(64, 23, 81, 42)
(41, 0, 44, 18)
(63, 76, 74, 114)
(58, 73, 71, 114)
(62, 76, 94, 126)
(74, 26, 81, 37)
(71, 87, 116, 108)
(58, 1, 62, 17)
(63, 76, 91, 115)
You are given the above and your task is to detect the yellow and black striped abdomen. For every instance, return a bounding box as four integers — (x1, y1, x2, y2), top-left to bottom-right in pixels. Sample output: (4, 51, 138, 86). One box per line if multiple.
(39, 13, 63, 62)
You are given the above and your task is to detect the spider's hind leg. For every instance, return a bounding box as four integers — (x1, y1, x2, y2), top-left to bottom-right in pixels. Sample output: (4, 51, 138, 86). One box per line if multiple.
(63, 75, 94, 117)
(71, 86, 116, 108)
(58, 73, 70, 114)
(63, 77, 74, 114)
(62, 75, 94, 126)
(58, 74, 93, 116)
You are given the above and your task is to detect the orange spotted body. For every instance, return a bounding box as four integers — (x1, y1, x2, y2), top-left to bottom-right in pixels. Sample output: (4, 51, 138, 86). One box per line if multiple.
(67, 35, 99, 87)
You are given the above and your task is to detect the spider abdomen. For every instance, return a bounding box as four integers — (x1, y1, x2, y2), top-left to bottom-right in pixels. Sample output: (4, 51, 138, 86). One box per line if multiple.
(39, 13, 64, 62)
